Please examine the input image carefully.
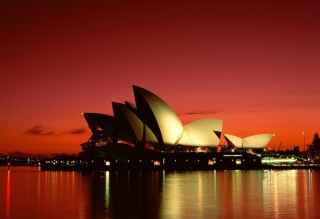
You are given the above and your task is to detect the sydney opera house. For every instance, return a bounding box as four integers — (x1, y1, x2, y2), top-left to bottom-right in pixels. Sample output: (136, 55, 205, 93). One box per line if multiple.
(79, 85, 273, 170)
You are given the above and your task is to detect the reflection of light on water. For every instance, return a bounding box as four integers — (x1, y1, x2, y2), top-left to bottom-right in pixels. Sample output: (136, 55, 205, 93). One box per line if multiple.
(282, 170, 297, 217)
(263, 170, 298, 218)
(78, 172, 88, 219)
(72, 171, 75, 196)
(161, 171, 218, 218)
(274, 171, 279, 219)
(105, 171, 110, 208)
(197, 172, 203, 216)
(6, 170, 10, 219)
(162, 170, 166, 189)
(304, 170, 313, 215)
(162, 172, 183, 217)
(37, 172, 41, 215)
(236, 171, 243, 218)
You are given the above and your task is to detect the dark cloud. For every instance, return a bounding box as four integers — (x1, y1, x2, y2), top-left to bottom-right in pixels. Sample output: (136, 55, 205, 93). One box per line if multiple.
(179, 110, 220, 116)
(24, 126, 87, 136)
(63, 128, 87, 135)
(24, 125, 55, 136)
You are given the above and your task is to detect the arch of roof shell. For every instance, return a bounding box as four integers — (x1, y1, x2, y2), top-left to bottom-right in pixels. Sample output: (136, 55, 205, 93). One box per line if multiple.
(112, 102, 158, 145)
(243, 134, 273, 149)
(224, 134, 243, 147)
(83, 113, 115, 137)
(178, 119, 223, 147)
(224, 133, 273, 149)
(83, 113, 102, 133)
(113, 102, 143, 142)
(133, 85, 183, 147)
(125, 101, 137, 110)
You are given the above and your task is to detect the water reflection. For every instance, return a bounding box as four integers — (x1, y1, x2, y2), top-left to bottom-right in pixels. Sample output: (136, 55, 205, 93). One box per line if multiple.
(1, 167, 320, 219)
(161, 170, 266, 218)
(89, 171, 163, 218)
(6, 170, 10, 219)
(262, 170, 318, 218)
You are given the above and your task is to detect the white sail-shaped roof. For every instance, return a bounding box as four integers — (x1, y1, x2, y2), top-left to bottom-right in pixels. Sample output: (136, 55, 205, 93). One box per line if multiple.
(112, 102, 158, 144)
(224, 134, 273, 150)
(224, 134, 243, 147)
(133, 85, 183, 146)
(83, 113, 115, 136)
(243, 134, 273, 149)
(82, 85, 274, 153)
(178, 118, 222, 147)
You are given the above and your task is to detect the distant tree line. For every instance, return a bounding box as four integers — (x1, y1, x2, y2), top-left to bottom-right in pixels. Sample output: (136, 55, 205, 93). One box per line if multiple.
(308, 132, 320, 162)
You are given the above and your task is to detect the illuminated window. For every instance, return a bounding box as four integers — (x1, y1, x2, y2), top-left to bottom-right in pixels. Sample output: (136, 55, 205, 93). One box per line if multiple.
(105, 161, 110, 166)
(236, 159, 241, 165)
(208, 160, 214, 165)
(153, 161, 160, 166)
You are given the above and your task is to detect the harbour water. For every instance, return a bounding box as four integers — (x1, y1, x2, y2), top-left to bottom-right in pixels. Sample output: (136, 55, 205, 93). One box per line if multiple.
(1, 166, 320, 219)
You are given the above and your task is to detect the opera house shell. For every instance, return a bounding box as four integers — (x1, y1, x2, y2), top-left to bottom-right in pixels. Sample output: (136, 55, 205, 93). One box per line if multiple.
(81, 85, 273, 158)
(224, 134, 274, 154)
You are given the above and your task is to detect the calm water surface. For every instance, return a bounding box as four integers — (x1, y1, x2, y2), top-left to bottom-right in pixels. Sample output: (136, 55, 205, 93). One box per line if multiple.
(1, 167, 320, 219)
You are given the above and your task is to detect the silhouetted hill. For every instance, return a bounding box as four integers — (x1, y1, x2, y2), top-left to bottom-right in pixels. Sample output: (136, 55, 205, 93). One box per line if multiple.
(9, 151, 29, 157)
(8, 151, 47, 158)
(50, 153, 78, 158)
(0, 151, 76, 158)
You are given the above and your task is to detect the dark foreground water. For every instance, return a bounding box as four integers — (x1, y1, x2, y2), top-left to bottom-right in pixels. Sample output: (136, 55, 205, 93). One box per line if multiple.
(1, 167, 320, 219)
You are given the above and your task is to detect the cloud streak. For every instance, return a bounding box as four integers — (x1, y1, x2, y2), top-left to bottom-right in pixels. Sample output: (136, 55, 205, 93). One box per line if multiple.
(24, 125, 55, 136)
(24, 126, 87, 136)
(62, 128, 87, 135)
(178, 110, 220, 116)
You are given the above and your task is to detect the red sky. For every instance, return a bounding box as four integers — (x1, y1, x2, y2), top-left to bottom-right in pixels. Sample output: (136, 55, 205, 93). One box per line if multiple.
(1, 0, 319, 155)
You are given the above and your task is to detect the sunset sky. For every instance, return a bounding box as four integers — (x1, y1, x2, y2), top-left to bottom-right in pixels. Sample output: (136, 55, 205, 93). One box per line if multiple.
(1, 0, 319, 155)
